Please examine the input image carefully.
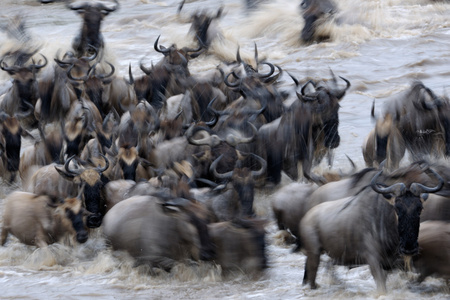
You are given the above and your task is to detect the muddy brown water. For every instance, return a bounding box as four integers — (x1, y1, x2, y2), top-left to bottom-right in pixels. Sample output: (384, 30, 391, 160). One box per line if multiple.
(1, 0, 449, 299)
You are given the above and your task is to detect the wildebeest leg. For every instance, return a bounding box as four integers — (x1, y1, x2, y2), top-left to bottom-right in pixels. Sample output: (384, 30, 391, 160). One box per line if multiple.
(1, 226, 8, 246)
(367, 255, 387, 294)
(35, 228, 49, 248)
(266, 145, 282, 184)
(304, 252, 320, 289)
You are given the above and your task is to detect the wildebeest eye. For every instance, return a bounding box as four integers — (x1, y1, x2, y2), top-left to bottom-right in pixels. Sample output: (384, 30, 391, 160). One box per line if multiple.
(301, 0, 311, 9)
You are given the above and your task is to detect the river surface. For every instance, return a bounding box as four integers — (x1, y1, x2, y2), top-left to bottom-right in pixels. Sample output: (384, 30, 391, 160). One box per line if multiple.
(1, 0, 450, 299)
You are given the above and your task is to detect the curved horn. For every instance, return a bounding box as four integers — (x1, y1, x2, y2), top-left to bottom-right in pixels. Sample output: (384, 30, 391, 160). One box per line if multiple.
(210, 154, 233, 180)
(67, 64, 89, 81)
(224, 72, 240, 88)
(81, 46, 98, 62)
(333, 76, 351, 100)
(262, 64, 283, 84)
(29, 53, 48, 70)
(65, 155, 83, 175)
(225, 122, 257, 146)
(177, 0, 186, 14)
(95, 153, 110, 173)
(410, 168, 444, 195)
(296, 91, 316, 102)
(301, 80, 316, 95)
(0, 59, 17, 73)
(139, 59, 152, 75)
(126, 63, 134, 85)
(250, 153, 267, 178)
(68, 1, 88, 11)
(371, 170, 406, 196)
(288, 72, 299, 87)
(256, 61, 275, 78)
(187, 127, 214, 146)
(95, 61, 115, 79)
(236, 46, 242, 64)
(154, 35, 170, 54)
(97, 0, 120, 13)
(15, 101, 34, 119)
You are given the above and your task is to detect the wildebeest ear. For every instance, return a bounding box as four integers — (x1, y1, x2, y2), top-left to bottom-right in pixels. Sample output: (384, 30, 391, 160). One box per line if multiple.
(46, 195, 63, 208)
(382, 193, 395, 206)
(420, 193, 429, 202)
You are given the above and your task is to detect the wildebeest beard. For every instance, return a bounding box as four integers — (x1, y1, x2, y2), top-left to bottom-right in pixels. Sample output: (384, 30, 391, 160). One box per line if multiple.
(65, 135, 82, 158)
(97, 131, 112, 150)
(376, 135, 388, 163)
(120, 159, 139, 181)
(233, 173, 255, 217)
(66, 209, 88, 243)
(84, 180, 107, 228)
(321, 110, 340, 149)
(4, 131, 21, 172)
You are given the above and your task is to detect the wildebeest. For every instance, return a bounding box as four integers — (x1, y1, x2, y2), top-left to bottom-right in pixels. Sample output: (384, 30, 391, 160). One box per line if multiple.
(258, 72, 350, 184)
(420, 194, 450, 222)
(0, 112, 34, 183)
(55, 154, 110, 228)
(212, 153, 266, 217)
(0, 53, 47, 129)
(300, 0, 337, 43)
(362, 109, 406, 170)
(271, 182, 319, 244)
(208, 218, 267, 274)
(364, 81, 450, 169)
(271, 158, 357, 248)
(413, 221, 450, 283)
(1, 191, 89, 247)
(102, 195, 215, 271)
(299, 166, 444, 293)
(68, 0, 120, 57)
(177, 0, 223, 48)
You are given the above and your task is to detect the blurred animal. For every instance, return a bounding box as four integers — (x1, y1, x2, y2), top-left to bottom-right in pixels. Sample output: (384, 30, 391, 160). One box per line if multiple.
(300, 0, 337, 43)
(413, 221, 450, 283)
(1, 191, 88, 247)
(300, 166, 443, 293)
(102, 195, 215, 271)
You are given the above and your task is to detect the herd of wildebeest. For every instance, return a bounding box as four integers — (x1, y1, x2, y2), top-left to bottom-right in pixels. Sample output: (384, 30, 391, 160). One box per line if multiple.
(0, 0, 449, 294)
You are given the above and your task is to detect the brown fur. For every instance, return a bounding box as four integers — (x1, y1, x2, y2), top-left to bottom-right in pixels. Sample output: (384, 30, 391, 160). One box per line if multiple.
(1, 192, 88, 247)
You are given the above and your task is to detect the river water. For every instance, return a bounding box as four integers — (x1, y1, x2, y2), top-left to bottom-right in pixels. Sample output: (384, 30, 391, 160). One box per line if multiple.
(1, 0, 449, 299)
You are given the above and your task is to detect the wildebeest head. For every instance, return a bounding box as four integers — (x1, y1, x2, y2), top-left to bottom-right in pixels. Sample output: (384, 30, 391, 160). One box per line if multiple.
(295, 71, 350, 150)
(371, 168, 443, 260)
(54, 188, 89, 244)
(55, 154, 110, 228)
(117, 145, 140, 181)
(1, 54, 47, 114)
(300, 0, 337, 43)
(210, 153, 267, 217)
(153, 35, 204, 75)
(375, 82, 450, 165)
(83, 62, 116, 117)
(224, 46, 284, 123)
(178, 0, 223, 48)
(68, 0, 120, 57)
